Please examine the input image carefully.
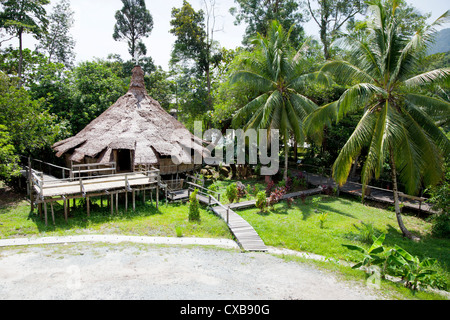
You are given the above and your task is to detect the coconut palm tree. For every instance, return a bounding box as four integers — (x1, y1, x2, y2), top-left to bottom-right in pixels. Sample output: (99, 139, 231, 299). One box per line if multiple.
(305, 0, 450, 241)
(231, 20, 319, 181)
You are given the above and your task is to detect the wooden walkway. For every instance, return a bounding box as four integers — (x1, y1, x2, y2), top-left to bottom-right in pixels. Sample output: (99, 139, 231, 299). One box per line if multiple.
(302, 172, 435, 213)
(169, 186, 323, 252)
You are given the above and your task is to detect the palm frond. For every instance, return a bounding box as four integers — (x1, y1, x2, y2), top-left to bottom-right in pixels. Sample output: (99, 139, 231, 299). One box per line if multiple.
(232, 93, 270, 128)
(321, 61, 375, 85)
(403, 68, 450, 87)
(337, 83, 386, 120)
(333, 110, 377, 186)
(304, 101, 338, 145)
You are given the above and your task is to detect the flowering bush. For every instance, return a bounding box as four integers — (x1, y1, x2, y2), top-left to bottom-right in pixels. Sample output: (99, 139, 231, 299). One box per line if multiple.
(268, 187, 287, 208)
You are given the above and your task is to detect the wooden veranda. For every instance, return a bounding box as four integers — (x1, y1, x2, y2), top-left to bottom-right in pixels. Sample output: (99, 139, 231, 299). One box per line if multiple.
(24, 159, 163, 226)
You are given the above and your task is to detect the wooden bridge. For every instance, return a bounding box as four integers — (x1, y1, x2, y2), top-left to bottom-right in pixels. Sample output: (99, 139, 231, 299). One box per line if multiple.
(167, 181, 323, 252)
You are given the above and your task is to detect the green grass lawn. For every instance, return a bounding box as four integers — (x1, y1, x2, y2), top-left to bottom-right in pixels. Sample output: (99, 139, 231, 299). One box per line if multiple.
(234, 194, 450, 285)
(0, 196, 232, 241)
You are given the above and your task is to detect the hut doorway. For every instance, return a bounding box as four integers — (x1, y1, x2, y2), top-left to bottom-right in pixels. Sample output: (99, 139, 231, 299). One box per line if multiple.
(116, 149, 133, 173)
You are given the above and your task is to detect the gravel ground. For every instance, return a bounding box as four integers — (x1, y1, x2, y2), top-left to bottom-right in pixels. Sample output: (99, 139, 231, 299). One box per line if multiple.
(0, 241, 386, 300)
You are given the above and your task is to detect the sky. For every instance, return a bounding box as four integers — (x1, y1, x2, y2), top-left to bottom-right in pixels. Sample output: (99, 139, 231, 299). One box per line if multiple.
(16, 0, 450, 71)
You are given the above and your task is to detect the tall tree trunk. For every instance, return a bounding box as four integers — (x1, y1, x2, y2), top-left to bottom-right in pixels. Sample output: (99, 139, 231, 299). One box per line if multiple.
(284, 139, 289, 181)
(389, 147, 421, 241)
(18, 29, 23, 86)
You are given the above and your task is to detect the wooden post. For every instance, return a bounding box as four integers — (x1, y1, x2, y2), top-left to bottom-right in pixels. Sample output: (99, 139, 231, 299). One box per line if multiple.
(116, 193, 119, 215)
(28, 157, 34, 212)
(87, 196, 90, 217)
(132, 190, 135, 211)
(156, 185, 159, 210)
(110, 194, 114, 215)
(44, 202, 48, 226)
(50, 202, 55, 225)
(63, 198, 68, 223)
(125, 191, 128, 212)
(143, 188, 146, 203)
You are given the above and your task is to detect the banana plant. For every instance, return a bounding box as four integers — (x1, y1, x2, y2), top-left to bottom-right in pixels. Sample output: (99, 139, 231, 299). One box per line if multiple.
(343, 233, 387, 270)
(388, 245, 438, 291)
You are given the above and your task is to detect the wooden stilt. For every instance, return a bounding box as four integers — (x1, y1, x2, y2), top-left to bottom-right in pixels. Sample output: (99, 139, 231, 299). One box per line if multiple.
(116, 193, 118, 215)
(143, 188, 146, 203)
(132, 190, 135, 211)
(50, 202, 55, 225)
(50, 202, 56, 225)
(44, 202, 48, 226)
(110, 194, 114, 215)
(156, 186, 159, 210)
(125, 191, 128, 212)
(87, 196, 90, 217)
(38, 203, 42, 218)
(63, 198, 68, 222)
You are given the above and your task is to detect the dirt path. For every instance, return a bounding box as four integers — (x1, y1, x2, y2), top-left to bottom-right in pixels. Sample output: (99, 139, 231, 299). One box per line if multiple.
(0, 242, 385, 300)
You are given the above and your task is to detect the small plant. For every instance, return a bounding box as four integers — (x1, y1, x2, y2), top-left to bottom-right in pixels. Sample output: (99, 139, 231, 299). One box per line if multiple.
(343, 234, 447, 291)
(255, 191, 268, 213)
(353, 221, 376, 244)
(318, 212, 328, 229)
(312, 196, 321, 212)
(388, 246, 442, 291)
(268, 187, 286, 209)
(236, 181, 247, 201)
(225, 183, 238, 203)
(265, 179, 275, 195)
(188, 189, 201, 222)
(175, 225, 184, 237)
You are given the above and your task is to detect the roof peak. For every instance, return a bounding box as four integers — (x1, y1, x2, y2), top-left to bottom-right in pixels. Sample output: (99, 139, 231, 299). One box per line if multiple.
(128, 65, 147, 93)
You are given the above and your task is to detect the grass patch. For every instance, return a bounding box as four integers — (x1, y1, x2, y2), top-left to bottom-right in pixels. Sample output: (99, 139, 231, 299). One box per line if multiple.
(235, 195, 450, 289)
(0, 197, 232, 241)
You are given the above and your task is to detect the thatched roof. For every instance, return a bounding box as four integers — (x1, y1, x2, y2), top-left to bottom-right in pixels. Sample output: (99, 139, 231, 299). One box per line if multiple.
(53, 66, 205, 166)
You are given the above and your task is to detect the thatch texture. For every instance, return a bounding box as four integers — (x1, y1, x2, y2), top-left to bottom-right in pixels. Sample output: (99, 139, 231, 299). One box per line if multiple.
(53, 66, 206, 174)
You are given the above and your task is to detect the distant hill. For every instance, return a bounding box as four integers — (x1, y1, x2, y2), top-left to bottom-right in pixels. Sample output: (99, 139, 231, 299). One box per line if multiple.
(428, 28, 450, 55)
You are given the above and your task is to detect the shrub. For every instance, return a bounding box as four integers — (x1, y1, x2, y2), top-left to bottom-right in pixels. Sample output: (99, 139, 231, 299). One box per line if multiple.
(188, 189, 200, 221)
(268, 187, 286, 208)
(265, 179, 275, 195)
(236, 181, 247, 201)
(255, 191, 267, 212)
(226, 183, 238, 203)
(343, 234, 448, 291)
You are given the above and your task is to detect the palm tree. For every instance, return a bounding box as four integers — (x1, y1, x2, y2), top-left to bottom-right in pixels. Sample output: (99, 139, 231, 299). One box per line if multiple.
(231, 20, 318, 181)
(306, 0, 450, 241)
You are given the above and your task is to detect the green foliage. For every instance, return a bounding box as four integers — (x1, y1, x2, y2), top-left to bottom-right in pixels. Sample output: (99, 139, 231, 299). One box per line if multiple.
(0, 72, 60, 154)
(0, 125, 19, 179)
(231, 21, 318, 180)
(318, 212, 329, 229)
(225, 183, 238, 204)
(426, 164, 450, 238)
(343, 234, 447, 291)
(0, 0, 50, 79)
(255, 191, 267, 212)
(230, 0, 307, 49)
(305, 0, 450, 240)
(35, 0, 75, 67)
(189, 189, 201, 222)
(306, 0, 367, 59)
(113, 0, 153, 63)
(70, 60, 127, 132)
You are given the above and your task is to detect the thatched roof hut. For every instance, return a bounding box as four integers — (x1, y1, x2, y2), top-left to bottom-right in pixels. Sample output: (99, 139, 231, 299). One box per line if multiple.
(53, 66, 205, 175)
